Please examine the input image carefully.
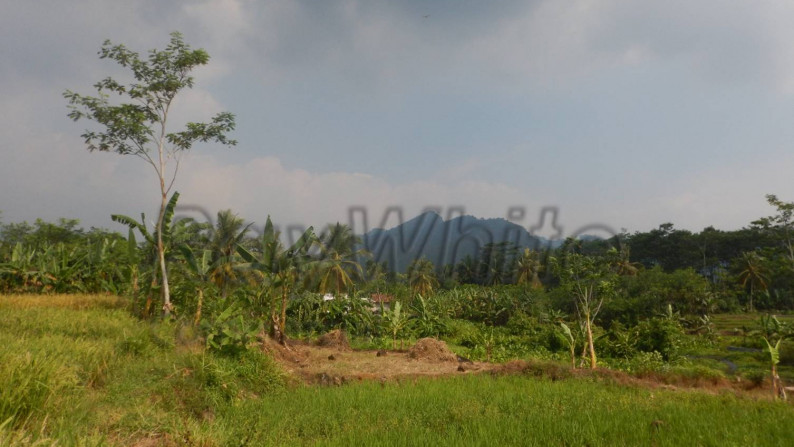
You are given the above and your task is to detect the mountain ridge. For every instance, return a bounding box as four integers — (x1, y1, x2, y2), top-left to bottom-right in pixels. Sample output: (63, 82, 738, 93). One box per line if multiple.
(359, 211, 560, 272)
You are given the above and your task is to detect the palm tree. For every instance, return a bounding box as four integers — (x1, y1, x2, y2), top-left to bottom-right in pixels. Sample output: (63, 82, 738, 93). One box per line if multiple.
(209, 209, 251, 298)
(407, 257, 438, 296)
(313, 251, 362, 295)
(237, 216, 315, 344)
(306, 223, 366, 296)
(737, 251, 770, 312)
(319, 222, 360, 258)
(514, 248, 543, 288)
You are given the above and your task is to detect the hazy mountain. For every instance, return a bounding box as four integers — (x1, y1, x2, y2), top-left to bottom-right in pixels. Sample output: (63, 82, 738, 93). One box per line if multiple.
(360, 211, 560, 272)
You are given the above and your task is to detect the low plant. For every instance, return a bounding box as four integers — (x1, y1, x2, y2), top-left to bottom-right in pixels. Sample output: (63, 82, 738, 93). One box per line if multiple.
(201, 303, 259, 356)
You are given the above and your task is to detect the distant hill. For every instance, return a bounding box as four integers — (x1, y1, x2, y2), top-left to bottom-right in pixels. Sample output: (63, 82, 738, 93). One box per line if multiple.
(359, 211, 560, 273)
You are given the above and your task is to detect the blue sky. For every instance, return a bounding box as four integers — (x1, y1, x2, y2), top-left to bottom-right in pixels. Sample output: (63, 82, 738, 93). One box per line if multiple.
(2, 0, 793, 239)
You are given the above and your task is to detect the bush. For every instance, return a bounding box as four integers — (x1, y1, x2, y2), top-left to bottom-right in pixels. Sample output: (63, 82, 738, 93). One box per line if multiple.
(505, 310, 537, 336)
(201, 304, 259, 357)
(634, 318, 685, 361)
(597, 322, 637, 359)
(445, 319, 482, 348)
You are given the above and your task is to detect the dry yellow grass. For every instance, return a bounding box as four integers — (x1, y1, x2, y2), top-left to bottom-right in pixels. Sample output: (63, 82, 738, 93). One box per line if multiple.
(266, 338, 492, 384)
(0, 293, 128, 310)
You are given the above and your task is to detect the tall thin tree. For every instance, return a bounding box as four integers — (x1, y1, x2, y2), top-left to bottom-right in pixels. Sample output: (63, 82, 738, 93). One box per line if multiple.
(65, 32, 236, 316)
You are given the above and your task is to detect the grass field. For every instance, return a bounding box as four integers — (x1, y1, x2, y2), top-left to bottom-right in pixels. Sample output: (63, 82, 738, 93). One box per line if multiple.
(710, 313, 794, 333)
(2, 294, 794, 446)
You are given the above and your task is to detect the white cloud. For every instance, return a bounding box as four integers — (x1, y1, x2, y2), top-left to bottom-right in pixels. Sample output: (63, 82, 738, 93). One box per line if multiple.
(175, 153, 531, 231)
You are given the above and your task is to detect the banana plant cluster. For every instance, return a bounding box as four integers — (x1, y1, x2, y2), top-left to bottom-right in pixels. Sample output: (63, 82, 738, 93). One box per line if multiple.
(0, 236, 129, 294)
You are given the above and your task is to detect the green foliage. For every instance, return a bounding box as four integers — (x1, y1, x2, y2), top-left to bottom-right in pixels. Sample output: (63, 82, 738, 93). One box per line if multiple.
(65, 32, 236, 316)
(634, 317, 686, 361)
(598, 321, 637, 359)
(323, 294, 374, 335)
(201, 303, 259, 356)
(764, 337, 781, 366)
(409, 294, 448, 338)
(406, 257, 439, 296)
(382, 301, 409, 348)
(604, 267, 714, 326)
(6, 294, 794, 445)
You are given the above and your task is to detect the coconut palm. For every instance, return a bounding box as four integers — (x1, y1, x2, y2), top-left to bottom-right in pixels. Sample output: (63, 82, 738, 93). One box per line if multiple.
(319, 222, 360, 258)
(306, 223, 366, 296)
(208, 209, 251, 298)
(407, 257, 438, 296)
(514, 248, 543, 288)
(737, 251, 770, 312)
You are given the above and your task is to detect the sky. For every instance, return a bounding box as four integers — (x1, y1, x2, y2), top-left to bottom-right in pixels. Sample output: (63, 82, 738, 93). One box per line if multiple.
(2, 0, 794, 240)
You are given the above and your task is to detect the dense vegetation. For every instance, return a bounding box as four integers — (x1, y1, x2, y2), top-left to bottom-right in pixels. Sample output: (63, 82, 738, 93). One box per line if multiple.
(1, 194, 793, 375)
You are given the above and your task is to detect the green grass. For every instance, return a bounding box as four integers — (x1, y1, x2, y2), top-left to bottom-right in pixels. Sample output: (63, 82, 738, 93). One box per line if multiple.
(710, 313, 794, 333)
(2, 295, 794, 446)
(203, 374, 792, 447)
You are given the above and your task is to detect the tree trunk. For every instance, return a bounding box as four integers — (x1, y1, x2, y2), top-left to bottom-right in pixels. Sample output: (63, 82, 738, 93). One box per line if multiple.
(570, 344, 576, 369)
(157, 190, 172, 317)
(585, 314, 597, 369)
(772, 365, 788, 400)
(194, 288, 203, 326)
(749, 282, 754, 313)
(278, 285, 288, 345)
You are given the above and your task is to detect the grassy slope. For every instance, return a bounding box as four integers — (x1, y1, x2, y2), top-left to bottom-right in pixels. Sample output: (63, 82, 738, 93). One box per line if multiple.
(2, 294, 794, 446)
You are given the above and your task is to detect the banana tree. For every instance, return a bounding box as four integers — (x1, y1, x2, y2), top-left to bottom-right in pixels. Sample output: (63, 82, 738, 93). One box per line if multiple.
(763, 337, 787, 401)
(2, 243, 40, 292)
(112, 191, 180, 317)
(237, 216, 315, 344)
(37, 242, 85, 293)
(383, 300, 409, 350)
(179, 245, 213, 326)
(552, 253, 617, 369)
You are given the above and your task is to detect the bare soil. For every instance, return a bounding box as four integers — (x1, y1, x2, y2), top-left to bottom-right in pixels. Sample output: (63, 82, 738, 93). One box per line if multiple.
(264, 333, 491, 385)
(263, 332, 790, 401)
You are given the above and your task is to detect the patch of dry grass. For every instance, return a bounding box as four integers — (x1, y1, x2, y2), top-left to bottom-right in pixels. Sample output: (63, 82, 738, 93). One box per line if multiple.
(0, 293, 127, 310)
(269, 339, 492, 384)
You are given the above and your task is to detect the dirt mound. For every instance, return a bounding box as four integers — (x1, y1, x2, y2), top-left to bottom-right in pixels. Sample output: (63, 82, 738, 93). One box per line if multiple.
(260, 333, 308, 364)
(316, 329, 351, 351)
(408, 338, 457, 363)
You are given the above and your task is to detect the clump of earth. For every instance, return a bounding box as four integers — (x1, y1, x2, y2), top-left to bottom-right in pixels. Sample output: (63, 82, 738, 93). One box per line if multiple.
(408, 338, 458, 363)
(316, 329, 351, 351)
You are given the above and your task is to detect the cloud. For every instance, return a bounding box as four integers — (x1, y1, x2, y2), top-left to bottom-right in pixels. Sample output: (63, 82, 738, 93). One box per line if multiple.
(3, 0, 794, 241)
(176, 153, 531, 232)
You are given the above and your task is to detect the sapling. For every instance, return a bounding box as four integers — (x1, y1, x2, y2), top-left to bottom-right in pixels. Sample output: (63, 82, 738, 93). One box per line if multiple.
(559, 322, 577, 369)
(763, 337, 787, 401)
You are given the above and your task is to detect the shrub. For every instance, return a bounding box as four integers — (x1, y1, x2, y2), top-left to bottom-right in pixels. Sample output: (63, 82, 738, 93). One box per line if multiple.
(634, 317, 685, 361)
(445, 319, 481, 348)
(201, 304, 259, 357)
(597, 322, 637, 359)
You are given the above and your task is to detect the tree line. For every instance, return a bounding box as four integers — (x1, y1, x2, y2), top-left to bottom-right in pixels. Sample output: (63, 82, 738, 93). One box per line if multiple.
(2, 193, 793, 363)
